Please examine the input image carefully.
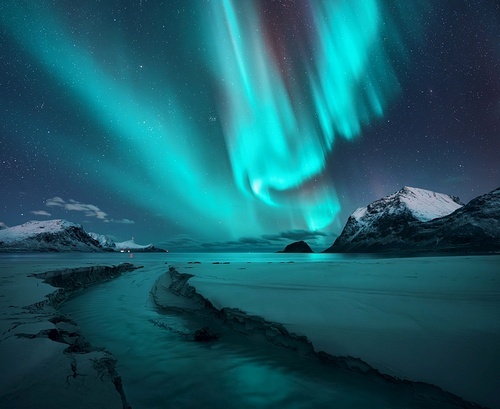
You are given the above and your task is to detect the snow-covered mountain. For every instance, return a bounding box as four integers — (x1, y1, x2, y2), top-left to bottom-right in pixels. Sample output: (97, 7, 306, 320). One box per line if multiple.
(350, 186, 463, 223)
(0, 220, 166, 253)
(0, 220, 104, 252)
(88, 233, 165, 252)
(324, 187, 463, 252)
(324, 187, 499, 253)
(410, 187, 500, 252)
(114, 238, 165, 252)
(88, 232, 117, 250)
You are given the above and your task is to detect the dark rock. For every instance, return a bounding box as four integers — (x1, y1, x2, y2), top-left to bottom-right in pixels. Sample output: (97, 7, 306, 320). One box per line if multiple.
(194, 327, 218, 342)
(280, 240, 314, 253)
(32, 263, 141, 307)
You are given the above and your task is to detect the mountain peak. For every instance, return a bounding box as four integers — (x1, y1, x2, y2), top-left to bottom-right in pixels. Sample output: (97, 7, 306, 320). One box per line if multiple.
(1, 219, 80, 240)
(370, 186, 463, 222)
(0, 219, 166, 253)
(0, 219, 102, 252)
(325, 186, 464, 252)
(324, 187, 499, 253)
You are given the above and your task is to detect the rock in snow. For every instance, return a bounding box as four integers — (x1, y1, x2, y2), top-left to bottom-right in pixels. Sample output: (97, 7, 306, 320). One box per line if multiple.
(325, 186, 500, 253)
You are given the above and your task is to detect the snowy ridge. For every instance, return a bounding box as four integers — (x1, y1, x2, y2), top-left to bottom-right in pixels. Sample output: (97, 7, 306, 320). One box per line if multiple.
(0, 219, 164, 252)
(395, 186, 463, 221)
(88, 232, 117, 250)
(0, 219, 104, 252)
(0, 219, 80, 243)
(353, 186, 463, 223)
(325, 186, 499, 253)
(115, 238, 156, 251)
(331, 186, 463, 250)
(88, 233, 165, 252)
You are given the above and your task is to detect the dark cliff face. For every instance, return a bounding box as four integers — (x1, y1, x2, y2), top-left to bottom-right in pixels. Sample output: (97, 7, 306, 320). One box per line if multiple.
(324, 188, 500, 253)
(36, 225, 103, 251)
(411, 188, 500, 252)
(331, 209, 419, 252)
(281, 240, 314, 253)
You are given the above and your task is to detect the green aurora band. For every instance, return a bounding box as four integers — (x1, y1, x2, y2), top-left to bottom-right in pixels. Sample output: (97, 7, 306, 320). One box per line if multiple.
(1, 0, 427, 240)
(206, 0, 409, 230)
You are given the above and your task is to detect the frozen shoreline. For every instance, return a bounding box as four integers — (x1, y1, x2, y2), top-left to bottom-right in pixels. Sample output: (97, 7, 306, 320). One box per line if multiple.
(0, 258, 138, 409)
(1, 254, 499, 408)
(175, 256, 500, 409)
(151, 266, 483, 407)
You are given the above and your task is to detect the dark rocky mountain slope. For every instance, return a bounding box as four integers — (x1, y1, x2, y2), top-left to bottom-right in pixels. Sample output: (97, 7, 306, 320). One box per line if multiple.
(324, 187, 499, 253)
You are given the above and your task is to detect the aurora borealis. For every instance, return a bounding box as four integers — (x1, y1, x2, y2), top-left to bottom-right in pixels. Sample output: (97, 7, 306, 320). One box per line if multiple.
(1, 0, 498, 251)
(206, 0, 401, 230)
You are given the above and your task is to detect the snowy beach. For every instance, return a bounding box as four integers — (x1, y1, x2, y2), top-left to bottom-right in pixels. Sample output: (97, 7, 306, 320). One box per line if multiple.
(0, 254, 135, 409)
(1, 253, 499, 408)
(181, 255, 500, 408)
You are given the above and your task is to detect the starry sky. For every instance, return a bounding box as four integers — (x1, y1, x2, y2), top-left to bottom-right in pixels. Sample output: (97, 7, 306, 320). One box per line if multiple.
(1, 0, 498, 252)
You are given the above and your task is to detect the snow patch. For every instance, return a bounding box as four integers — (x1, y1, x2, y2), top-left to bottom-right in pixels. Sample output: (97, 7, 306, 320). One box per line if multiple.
(115, 238, 154, 251)
(352, 207, 367, 220)
(398, 186, 463, 222)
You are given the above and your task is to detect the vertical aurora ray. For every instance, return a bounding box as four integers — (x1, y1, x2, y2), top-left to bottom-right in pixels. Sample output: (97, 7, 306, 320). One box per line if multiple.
(205, 0, 421, 230)
(308, 0, 391, 142)
(0, 1, 246, 237)
(205, 0, 340, 229)
(1, 0, 429, 241)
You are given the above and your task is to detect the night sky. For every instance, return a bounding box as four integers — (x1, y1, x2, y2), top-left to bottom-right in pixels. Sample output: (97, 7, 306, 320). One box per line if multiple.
(1, 0, 498, 252)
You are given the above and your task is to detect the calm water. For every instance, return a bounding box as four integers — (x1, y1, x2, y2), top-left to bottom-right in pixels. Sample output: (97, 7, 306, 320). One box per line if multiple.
(58, 253, 479, 409)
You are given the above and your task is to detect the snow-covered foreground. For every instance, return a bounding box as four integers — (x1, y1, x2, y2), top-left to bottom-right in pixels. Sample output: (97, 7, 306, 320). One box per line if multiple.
(1, 253, 499, 408)
(0, 254, 128, 408)
(179, 255, 500, 409)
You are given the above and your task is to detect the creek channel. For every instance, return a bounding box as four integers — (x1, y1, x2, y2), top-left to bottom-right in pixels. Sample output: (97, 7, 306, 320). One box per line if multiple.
(60, 260, 467, 409)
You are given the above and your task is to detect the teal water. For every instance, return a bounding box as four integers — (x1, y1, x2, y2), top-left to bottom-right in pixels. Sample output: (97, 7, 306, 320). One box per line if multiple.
(59, 253, 486, 409)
